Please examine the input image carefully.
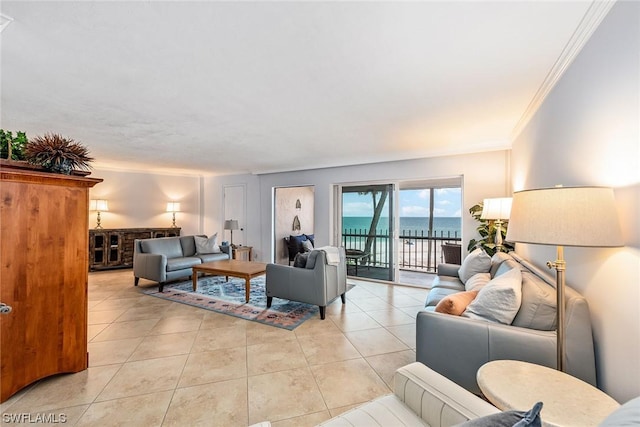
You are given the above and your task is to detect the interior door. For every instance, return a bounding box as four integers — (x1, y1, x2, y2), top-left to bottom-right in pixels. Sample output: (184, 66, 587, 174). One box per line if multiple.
(223, 184, 246, 246)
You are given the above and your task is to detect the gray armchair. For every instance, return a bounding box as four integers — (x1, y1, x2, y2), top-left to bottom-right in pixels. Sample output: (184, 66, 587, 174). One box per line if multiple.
(265, 247, 347, 319)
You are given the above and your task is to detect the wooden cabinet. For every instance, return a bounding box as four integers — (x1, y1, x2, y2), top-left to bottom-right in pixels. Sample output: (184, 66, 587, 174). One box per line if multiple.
(0, 168, 102, 403)
(89, 228, 181, 271)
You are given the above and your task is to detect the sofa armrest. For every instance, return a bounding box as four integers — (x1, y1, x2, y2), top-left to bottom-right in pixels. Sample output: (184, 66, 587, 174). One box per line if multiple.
(266, 263, 328, 305)
(394, 362, 499, 426)
(220, 245, 231, 256)
(133, 252, 168, 283)
(437, 263, 461, 277)
(416, 311, 556, 394)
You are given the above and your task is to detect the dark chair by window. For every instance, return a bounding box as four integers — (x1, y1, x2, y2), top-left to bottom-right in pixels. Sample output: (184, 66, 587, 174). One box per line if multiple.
(441, 243, 462, 265)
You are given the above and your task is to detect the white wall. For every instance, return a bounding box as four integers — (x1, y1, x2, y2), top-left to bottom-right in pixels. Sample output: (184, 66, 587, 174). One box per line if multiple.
(257, 150, 510, 263)
(511, 1, 639, 402)
(88, 167, 202, 236)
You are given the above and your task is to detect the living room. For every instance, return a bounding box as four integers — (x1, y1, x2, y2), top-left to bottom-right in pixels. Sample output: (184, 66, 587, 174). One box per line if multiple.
(1, 1, 638, 425)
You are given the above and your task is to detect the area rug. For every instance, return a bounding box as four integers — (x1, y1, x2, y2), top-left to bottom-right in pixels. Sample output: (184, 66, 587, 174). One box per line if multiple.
(140, 276, 323, 330)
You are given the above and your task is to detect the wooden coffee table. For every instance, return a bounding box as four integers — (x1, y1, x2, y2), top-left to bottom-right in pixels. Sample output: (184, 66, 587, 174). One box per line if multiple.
(192, 260, 267, 303)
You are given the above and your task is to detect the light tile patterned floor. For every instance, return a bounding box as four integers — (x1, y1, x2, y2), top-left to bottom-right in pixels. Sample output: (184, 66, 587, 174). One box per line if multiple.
(1, 270, 433, 426)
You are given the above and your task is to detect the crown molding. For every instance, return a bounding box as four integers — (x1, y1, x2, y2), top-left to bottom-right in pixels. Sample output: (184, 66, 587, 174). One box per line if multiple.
(510, 0, 617, 141)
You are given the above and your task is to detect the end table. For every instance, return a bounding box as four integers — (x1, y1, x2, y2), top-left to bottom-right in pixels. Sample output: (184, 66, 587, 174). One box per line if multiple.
(477, 360, 619, 427)
(233, 245, 252, 261)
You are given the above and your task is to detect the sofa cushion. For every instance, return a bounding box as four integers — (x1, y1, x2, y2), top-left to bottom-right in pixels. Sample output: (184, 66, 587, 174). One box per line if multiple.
(489, 251, 512, 277)
(197, 252, 230, 263)
(511, 271, 557, 331)
(195, 234, 221, 254)
(598, 396, 638, 427)
(426, 287, 464, 308)
(179, 236, 198, 257)
(293, 252, 309, 268)
(465, 272, 491, 292)
(304, 233, 315, 246)
(305, 250, 320, 269)
(433, 275, 467, 291)
(166, 256, 201, 272)
(287, 234, 307, 257)
(493, 259, 519, 278)
(435, 290, 479, 316)
(141, 238, 184, 259)
(458, 248, 491, 283)
(462, 267, 523, 324)
(302, 239, 314, 252)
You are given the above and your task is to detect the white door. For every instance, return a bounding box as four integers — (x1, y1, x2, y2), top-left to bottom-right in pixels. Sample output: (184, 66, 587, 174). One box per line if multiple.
(223, 184, 246, 246)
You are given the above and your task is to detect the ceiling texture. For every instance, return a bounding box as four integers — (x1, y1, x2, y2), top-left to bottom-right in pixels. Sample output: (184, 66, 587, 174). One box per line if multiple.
(1, 1, 606, 176)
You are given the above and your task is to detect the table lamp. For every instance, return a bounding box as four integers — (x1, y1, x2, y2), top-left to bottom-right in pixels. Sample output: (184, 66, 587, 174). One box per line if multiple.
(166, 202, 180, 228)
(506, 186, 623, 372)
(89, 199, 109, 229)
(224, 219, 239, 247)
(480, 197, 512, 247)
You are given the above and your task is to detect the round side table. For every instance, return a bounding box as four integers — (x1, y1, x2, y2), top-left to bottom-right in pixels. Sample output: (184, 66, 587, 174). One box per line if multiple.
(477, 360, 619, 427)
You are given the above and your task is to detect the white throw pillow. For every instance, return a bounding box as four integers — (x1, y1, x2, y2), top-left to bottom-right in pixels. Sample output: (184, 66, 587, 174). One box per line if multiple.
(195, 234, 221, 254)
(462, 267, 523, 325)
(458, 248, 492, 283)
(465, 272, 491, 292)
(302, 239, 314, 252)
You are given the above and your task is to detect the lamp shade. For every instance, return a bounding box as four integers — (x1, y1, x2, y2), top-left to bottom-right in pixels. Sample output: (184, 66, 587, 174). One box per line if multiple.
(89, 199, 109, 212)
(224, 220, 239, 230)
(506, 187, 623, 247)
(166, 202, 180, 213)
(481, 197, 512, 220)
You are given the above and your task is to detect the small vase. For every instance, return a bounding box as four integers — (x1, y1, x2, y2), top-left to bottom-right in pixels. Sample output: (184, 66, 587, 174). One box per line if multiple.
(47, 159, 73, 175)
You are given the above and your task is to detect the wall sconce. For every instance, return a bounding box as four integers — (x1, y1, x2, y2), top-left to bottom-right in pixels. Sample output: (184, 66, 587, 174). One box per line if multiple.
(89, 199, 109, 229)
(166, 202, 180, 228)
(224, 219, 239, 247)
(481, 197, 512, 247)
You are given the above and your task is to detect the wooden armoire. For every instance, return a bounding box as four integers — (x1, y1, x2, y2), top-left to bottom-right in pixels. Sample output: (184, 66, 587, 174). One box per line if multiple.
(0, 166, 102, 402)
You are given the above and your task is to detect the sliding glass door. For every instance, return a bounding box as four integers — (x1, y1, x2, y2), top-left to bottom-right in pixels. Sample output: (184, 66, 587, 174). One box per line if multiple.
(341, 184, 394, 281)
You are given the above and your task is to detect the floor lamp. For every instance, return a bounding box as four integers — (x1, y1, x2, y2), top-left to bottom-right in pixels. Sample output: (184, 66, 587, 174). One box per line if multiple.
(506, 186, 623, 372)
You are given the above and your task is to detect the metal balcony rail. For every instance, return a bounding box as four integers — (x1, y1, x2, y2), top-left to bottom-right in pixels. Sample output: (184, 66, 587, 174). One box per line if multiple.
(342, 228, 461, 273)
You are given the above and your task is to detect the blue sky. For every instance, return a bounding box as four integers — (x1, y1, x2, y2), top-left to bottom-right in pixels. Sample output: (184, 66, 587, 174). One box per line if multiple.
(343, 188, 462, 217)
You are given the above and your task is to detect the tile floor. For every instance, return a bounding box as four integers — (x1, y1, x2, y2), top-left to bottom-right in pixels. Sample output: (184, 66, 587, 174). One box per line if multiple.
(1, 270, 433, 427)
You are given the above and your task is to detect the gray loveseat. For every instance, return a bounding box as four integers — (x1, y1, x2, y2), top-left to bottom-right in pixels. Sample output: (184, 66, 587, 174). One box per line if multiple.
(416, 251, 597, 394)
(133, 235, 231, 292)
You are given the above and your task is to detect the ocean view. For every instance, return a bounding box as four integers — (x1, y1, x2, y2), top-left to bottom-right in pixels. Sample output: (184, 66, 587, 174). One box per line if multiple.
(343, 216, 461, 237)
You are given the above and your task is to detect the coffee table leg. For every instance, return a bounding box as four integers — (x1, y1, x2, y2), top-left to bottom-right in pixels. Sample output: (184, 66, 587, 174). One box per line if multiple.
(192, 271, 198, 291)
(245, 278, 250, 303)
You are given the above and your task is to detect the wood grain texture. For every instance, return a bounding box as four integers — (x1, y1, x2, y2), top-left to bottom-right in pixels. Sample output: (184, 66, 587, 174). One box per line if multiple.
(0, 169, 101, 402)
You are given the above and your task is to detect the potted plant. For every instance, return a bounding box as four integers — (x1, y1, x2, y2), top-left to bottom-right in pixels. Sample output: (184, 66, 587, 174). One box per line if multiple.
(25, 133, 93, 174)
(0, 129, 28, 161)
(467, 201, 514, 256)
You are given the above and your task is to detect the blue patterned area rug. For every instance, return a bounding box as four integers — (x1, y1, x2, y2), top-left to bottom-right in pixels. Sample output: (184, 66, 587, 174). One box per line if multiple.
(140, 276, 321, 330)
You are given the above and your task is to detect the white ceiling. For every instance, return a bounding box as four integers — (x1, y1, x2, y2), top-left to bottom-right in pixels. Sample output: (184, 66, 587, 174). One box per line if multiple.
(1, 1, 597, 176)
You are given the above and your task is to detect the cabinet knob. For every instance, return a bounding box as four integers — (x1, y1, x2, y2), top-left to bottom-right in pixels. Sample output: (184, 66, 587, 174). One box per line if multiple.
(0, 303, 12, 314)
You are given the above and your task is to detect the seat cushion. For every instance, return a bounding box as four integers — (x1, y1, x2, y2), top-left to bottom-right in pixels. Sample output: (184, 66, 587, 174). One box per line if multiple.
(425, 287, 463, 308)
(197, 253, 230, 263)
(166, 257, 201, 272)
(432, 275, 466, 291)
(317, 394, 428, 427)
(141, 238, 184, 259)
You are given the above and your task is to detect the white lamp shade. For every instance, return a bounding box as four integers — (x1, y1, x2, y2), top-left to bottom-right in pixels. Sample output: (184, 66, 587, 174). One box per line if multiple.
(224, 220, 239, 230)
(166, 202, 181, 213)
(89, 199, 109, 212)
(506, 187, 623, 247)
(481, 198, 512, 220)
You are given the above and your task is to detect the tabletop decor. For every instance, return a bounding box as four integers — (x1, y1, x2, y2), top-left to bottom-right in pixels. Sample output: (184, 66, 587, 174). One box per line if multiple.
(25, 133, 93, 174)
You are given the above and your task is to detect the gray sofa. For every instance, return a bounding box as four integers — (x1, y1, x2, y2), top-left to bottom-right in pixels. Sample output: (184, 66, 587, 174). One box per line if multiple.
(133, 235, 231, 292)
(416, 251, 597, 394)
(265, 247, 347, 319)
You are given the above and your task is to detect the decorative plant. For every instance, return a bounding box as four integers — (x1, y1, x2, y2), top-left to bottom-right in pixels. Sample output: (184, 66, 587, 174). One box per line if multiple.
(467, 201, 514, 256)
(25, 133, 93, 174)
(0, 129, 28, 160)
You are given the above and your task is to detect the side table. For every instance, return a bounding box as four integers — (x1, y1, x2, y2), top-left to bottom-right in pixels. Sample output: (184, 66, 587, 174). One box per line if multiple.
(233, 245, 253, 261)
(477, 360, 619, 427)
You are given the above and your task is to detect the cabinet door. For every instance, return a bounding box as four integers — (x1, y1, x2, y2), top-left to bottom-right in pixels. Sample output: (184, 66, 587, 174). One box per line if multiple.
(1, 178, 90, 402)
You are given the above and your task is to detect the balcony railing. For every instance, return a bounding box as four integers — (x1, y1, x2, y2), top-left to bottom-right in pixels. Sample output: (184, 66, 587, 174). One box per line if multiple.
(342, 228, 461, 273)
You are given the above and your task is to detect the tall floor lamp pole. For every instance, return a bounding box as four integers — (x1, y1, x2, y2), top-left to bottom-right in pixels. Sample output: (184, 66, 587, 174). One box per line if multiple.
(507, 186, 623, 372)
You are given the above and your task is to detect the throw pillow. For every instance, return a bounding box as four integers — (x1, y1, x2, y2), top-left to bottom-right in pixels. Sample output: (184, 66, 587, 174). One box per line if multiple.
(462, 266, 523, 324)
(458, 248, 492, 283)
(304, 233, 315, 246)
(465, 272, 491, 292)
(293, 252, 309, 268)
(435, 290, 479, 316)
(302, 239, 314, 252)
(288, 234, 307, 256)
(455, 402, 543, 427)
(194, 234, 221, 254)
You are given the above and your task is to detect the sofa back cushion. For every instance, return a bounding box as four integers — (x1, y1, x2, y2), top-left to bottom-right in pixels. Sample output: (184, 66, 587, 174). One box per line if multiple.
(511, 271, 557, 331)
(490, 251, 512, 277)
(458, 248, 492, 283)
(140, 237, 184, 259)
(180, 236, 199, 257)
